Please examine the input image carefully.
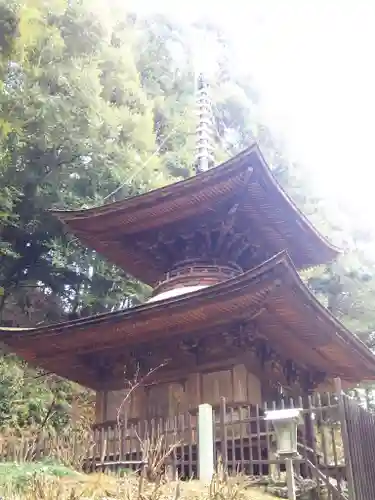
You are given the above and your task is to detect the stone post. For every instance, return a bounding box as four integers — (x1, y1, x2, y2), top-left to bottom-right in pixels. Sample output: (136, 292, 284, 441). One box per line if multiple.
(198, 403, 214, 482)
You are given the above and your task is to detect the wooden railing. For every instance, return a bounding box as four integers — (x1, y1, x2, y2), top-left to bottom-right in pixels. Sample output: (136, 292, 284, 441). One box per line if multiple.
(153, 262, 241, 295)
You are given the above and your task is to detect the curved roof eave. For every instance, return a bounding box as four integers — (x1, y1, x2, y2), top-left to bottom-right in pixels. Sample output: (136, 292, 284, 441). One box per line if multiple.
(250, 144, 340, 259)
(278, 252, 375, 368)
(50, 146, 250, 222)
(1, 251, 374, 385)
(50, 143, 340, 261)
(0, 251, 287, 340)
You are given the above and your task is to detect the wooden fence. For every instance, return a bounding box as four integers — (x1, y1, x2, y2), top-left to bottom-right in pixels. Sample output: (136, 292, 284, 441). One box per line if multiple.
(90, 413, 198, 476)
(10, 383, 375, 499)
(0, 393, 347, 485)
(0, 432, 93, 468)
(214, 395, 345, 479)
(340, 391, 375, 500)
(215, 394, 349, 500)
(86, 394, 344, 482)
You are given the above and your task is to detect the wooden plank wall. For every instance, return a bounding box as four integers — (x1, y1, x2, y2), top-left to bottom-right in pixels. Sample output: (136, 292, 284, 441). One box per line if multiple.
(97, 364, 262, 424)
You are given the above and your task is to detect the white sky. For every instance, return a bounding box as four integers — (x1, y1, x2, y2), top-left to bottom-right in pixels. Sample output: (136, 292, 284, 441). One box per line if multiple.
(130, 0, 375, 232)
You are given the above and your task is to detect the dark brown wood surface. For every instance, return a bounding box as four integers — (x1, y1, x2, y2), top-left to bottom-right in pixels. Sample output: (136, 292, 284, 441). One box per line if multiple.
(1, 251, 375, 389)
(51, 144, 339, 285)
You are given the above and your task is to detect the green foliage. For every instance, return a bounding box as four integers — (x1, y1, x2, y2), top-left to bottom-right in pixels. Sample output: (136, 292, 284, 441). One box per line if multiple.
(0, 356, 92, 432)
(0, 461, 79, 495)
(0, 0, 162, 327)
(0, 0, 208, 434)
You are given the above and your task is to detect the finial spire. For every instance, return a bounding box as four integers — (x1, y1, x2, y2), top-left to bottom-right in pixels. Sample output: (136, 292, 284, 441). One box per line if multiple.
(195, 73, 215, 173)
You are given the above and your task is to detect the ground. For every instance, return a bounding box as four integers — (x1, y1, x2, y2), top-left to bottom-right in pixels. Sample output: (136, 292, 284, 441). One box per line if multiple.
(0, 462, 278, 499)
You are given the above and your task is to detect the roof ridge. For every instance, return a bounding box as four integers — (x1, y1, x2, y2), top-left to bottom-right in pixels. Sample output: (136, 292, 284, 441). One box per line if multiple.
(50, 144, 257, 219)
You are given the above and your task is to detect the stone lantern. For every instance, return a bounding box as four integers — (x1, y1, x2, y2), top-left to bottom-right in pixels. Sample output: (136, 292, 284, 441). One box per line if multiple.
(265, 408, 302, 457)
(265, 408, 303, 500)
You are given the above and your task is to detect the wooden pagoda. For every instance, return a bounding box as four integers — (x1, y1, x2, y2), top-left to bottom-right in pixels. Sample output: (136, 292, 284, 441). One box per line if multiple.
(1, 142, 375, 428)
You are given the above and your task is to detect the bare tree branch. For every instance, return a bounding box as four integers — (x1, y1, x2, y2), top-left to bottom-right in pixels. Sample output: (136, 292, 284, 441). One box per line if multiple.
(116, 360, 169, 428)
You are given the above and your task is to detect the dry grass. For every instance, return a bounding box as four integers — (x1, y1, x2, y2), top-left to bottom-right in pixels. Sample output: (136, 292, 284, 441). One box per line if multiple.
(0, 426, 94, 470)
(0, 470, 277, 500)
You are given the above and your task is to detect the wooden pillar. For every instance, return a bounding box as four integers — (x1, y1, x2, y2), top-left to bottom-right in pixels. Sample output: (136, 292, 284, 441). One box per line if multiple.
(95, 391, 107, 424)
(300, 381, 319, 500)
(302, 392, 316, 461)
